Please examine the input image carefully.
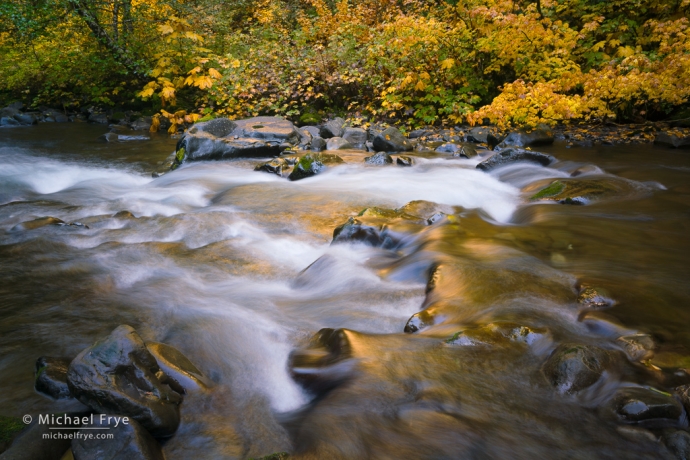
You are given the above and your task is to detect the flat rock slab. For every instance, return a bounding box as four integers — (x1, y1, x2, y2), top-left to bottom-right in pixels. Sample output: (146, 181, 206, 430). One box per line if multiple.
(477, 148, 555, 171)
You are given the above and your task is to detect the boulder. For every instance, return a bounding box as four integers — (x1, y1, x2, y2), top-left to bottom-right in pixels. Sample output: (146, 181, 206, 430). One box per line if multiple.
(435, 143, 462, 155)
(372, 127, 412, 152)
(43, 110, 69, 123)
(288, 153, 343, 181)
(296, 128, 312, 148)
(364, 152, 393, 165)
(88, 113, 109, 124)
(174, 117, 299, 165)
(146, 342, 208, 393)
(676, 385, 690, 413)
(11, 217, 65, 231)
(254, 158, 291, 177)
(310, 136, 326, 151)
(99, 133, 120, 142)
(0, 117, 20, 126)
(476, 148, 554, 171)
(13, 113, 39, 125)
(404, 308, 437, 333)
(396, 155, 414, 166)
(616, 334, 655, 361)
(35, 357, 72, 400)
(342, 127, 367, 149)
(301, 126, 321, 139)
(458, 144, 478, 158)
(604, 387, 684, 424)
(66, 325, 182, 438)
(408, 129, 432, 139)
(577, 285, 615, 309)
(7, 102, 24, 111)
(320, 118, 345, 139)
(654, 132, 690, 149)
(326, 137, 353, 150)
(72, 417, 164, 460)
(497, 125, 554, 148)
(542, 344, 615, 394)
(467, 127, 501, 148)
(130, 117, 152, 131)
(446, 323, 549, 348)
(0, 107, 20, 118)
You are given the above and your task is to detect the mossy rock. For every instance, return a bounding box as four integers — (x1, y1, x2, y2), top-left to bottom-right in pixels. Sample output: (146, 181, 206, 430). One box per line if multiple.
(529, 178, 637, 205)
(111, 111, 126, 122)
(288, 153, 342, 181)
(0, 416, 25, 449)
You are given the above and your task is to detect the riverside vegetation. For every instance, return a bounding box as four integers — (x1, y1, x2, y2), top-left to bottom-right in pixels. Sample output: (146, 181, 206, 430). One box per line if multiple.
(1, 0, 690, 131)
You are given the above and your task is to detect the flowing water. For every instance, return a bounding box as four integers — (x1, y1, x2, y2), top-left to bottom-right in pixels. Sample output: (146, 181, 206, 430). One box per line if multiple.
(1, 123, 689, 459)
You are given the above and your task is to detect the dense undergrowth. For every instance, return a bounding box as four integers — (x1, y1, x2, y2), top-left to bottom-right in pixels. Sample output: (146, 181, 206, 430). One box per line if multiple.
(1, 0, 689, 129)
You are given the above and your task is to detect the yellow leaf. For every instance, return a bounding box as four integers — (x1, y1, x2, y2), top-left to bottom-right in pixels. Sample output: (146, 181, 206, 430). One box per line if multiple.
(208, 68, 222, 79)
(231, 59, 241, 68)
(158, 24, 174, 35)
(138, 88, 155, 98)
(184, 75, 195, 86)
(150, 115, 160, 132)
(419, 71, 431, 80)
(168, 123, 178, 134)
(188, 66, 201, 75)
(440, 58, 455, 70)
(415, 80, 426, 91)
(194, 76, 213, 89)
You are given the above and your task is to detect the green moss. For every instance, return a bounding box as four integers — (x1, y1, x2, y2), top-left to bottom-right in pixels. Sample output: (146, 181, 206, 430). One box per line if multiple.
(175, 147, 186, 163)
(35, 365, 46, 381)
(358, 207, 399, 218)
(198, 114, 215, 122)
(530, 181, 565, 200)
(111, 111, 126, 122)
(297, 155, 314, 170)
(445, 331, 463, 343)
(299, 110, 322, 125)
(0, 416, 24, 445)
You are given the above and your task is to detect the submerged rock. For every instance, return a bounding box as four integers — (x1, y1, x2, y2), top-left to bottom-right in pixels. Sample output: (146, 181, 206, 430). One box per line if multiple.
(72, 417, 165, 460)
(11, 216, 65, 231)
(364, 152, 393, 165)
(542, 344, 616, 394)
(476, 148, 554, 171)
(604, 387, 684, 425)
(310, 136, 327, 151)
(175, 117, 299, 165)
(35, 357, 72, 400)
(529, 178, 636, 205)
(289, 328, 355, 393)
(617, 334, 655, 361)
(332, 205, 425, 248)
(435, 143, 462, 155)
(445, 323, 550, 349)
(664, 430, 690, 460)
(372, 127, 412, 152)
(498, 126, 554, 148)
(288, 153, 343, 181)
(404, 308, 438, 333)
(66, 325, 182, 437)
(146, 342, 208, 393)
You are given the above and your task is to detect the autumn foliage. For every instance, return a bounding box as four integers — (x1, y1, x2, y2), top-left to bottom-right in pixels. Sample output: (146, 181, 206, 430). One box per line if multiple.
(1, 0, 688, 128)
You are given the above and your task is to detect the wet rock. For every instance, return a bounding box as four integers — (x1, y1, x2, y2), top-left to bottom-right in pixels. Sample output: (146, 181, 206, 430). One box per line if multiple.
(113, 211, 136, 219)
(326, 137, 353, 150)
(372, 127, 413, 152)
(398, 200, 454, 221)
(66, 325, 182, 437)
(146, 342, 208, 393)
(396, 155, 414, 166)
(498, 126, 554, 148)
(11, 217, 65, 231)
(72, 417, 164, 460)
(0, 107, 20, 119)
(0, 412, 87, 460)
(476, 148, 554, 171)
(289, 328, 355, 393)
(435, 143, 462, 155)
(288, 153, 343, 181)
(655, 132, 690, 149)
(664, 429, 690, 460)
(310, 136, 327, 152)
(296, 128, 312, 148)
(332, 217, 395, 248)
(404, 307, 438, 333)
(35, 357, 72, 400)
(445, 323, 550, 348)
(617, 334, 655, 361)
(529, 179, 633, 205)
(255, 158, 291, 177)
(542, 344, 615, 394)
(579, 311, 631, 338)
(457, 144, 477, 158)
(99, 133, 119, 142)
(577, 285, 615, 309)
(364, 152, 393, 165)
(175, 117, 299, 164)
(605, 387, 684, 425)
(88, 113, 109, 124)
(342, 127, 367, 149)
(320, 118, 345, 139)
(466, 127, 500, 146)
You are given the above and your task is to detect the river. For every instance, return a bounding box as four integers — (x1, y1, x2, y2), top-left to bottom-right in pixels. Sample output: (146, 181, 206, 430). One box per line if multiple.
(1, 123, 689, 459)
